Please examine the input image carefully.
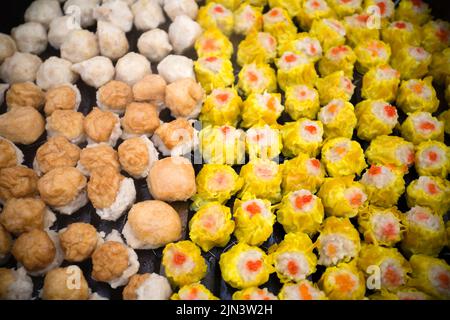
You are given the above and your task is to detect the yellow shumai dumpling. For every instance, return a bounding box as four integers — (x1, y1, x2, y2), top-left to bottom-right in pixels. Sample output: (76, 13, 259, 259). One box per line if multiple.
(355, 100, 398, 141)
(414, 140, 450, 178)
(342, 13, 380, 47)
(406, 176, 450, 216)
(281, 119, 323, 158)
(369, 287, 431, 300)
(197, 3, 234, 36)
(278, 33, 323, 63)
(268, 232, 317, 283)
(296, 0, 334, 30)
(171, 283, 219, 300)
(238, 158, 282, 203)
(195, 28, 233, 59)
(232, 287, 278, 300)
(237, 63, 277, 97)
(381, 20, 421, 51)
(276, 51, 318, 91)
(318, 99, 357, 139)
(233, 3, 263, 35)
(199, 87, 242, 127)
(357, 205, 404, 246)
(268, 0, 302, 18)
(262, 7, 297, 47)
(189, 202, 235, 252)
(400, 111, 444, 145)
(363, 0, 395, 24)
(360, 164, 405, 207)
(315, 71, 355, 105)
(281, 154, 325, 194)
(358, 244, 411, 291)
(309, 18, 346, 51)
(241, 92, 283, 129)
(429, 48, 450, 86)
(361, 64, 400, 102)
(438, 110, 450, 135)
(276, 189, 324, 236)
(191, 164, 243, 210)
(317, 176, 368, 219)
(162, 241, 207, 287)
(249, 0, 268, 6)
(278, 280, 328, 300)
(284, 85, 320, 120)
(319, 261, 366, 300)
(396, 77, 439, 114)
(354, 39, 391, 74)
(390, 45, 432, 80)
(233, 198, 275, 246)
(219, 242, 273, 289)
(237, 32, 277, 66)
(318, 45, 356, 79)
(194, 56, 234, 94)
(316, 217, 360, 267)
(245, 125, 282, 161)
(365, 135, 415, 172)
(395, 0, 431, 26)
(328, 0, 363, 18)
(199, 125, 245, 165)
(421, 20, 450, 53)
(321, 137, 367, 177)
(408, 254, 450, 300)
(401, 206, 447, 257)
(206, 0, 240, 10)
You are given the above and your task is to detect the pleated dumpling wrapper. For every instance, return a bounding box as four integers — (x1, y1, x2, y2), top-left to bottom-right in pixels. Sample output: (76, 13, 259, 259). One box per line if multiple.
(237, 32, 277, 66)
(278, 33, 323, 63)
(406, 176, 450, 216)
(171, 283, 219, 300)
(391, 45, 432, 80)
(296, 0, 333, 30)
(199, 125, 245, 165)
(318, 99, 357, 139)
(428, 47, 450, 85)
(194, 56, 234, 94)
(284, 85, 320, 120)
(343, 13, 379, 48)
(281, 154, 325, 194)
(395, 0, 431, 26)
(396, 77, 439, 114)
(321, 137, 366, 177)
(233, 2, 263, 35)
(195, 27, 233, 59)
(414, 140, 450, 178)
(309, 18, 346, 51)
(421, 19, 450, 54)
(319, 45, 356, 79)
(245, 125, 282, 161)
(237, 63, 277, 97)
(241, 92, 283, 129)
(232, 287, 277, 300)
(278, 279, 328, 300)
(381, 20, 421, 50)
(280, 119, 323, 158)
(315, 71, 355, 105)
(354, 39, 391, 74)
(276, 51, 318, 91)
(197, 3, 234, 36)
(355, 100, 398, 141)
(199, 87, 242, 127)
(262, 7, 296, 48)
(400, 111, 444, 145)
(361, 64, 400, 102)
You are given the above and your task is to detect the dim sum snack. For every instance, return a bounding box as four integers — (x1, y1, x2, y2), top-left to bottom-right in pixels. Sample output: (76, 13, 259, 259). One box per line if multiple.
(24, 0, 62, 28)
(84, 107, 122, 146)
(162, 240, 207, 287)
(237, 63, 277, 97)
(276, 51, 318, 91)
(44, 84, 81, 117)
(315, 71, 355, 105)
(0, 137, 24, 169)
(5, 82, 45, 110)
(317, 176, 367, 219)
(363, 0, 395, 23)
(262, 7, 296, 47)
(354, 39, 391, 74)
(355, 100, 398, 141)
(328, 0, 362, 18)
(278, 280, 327, 300)
(241, 92, 283, 128)
(406, 176, 450, 216)
(191, 164, 242, 210)
(219, 242, 273, 289)
(381, 20, 421, 50)
(276, 189, 324, 236)
(165, 78, 204, 119)
(121, 102, 160, 140)
(164, 0, 198, 21)
(233, 287, 277, 300)
(123, 273, 172, 300)
(96, 80, 133, 115)
(396, 77, 439, 114)
(279, 33, 322, 63)
(122, 200, 182, 249)
(36, 57, 77, 91)
(268, 232, 317, 283)
(365, 135, 415, 172)
(42, 266, 90, 300)
(233, 3, 263, 35)
(358, 244, 411, 291)
(194, 56, 234, 94)
(94, 0, 133, 32)
(318, 45, 356, 79)
(137, 29, 172, 63)
(195, 27, 233, 59)
(428, 48, 450, 85)
(400, 112, 444, 145)
(319, 261, 365, 300)
(115, 52, 152, 86)
(0, 33, 16, 65)
(189, 202, 234, 252)
(245, 125, 282, 161)
(237, 32, 277, 67)
(0, 52, 42, 84)
(296, 0, 333, 31)
(280, 119, 323, 158)
(151, 119, 198, 156)
(361, 64, 400, 102)
(321, 137, 366, 177)
(63, 0, 96, 28)
(118, 136, 159, 179)
(60, 30, 99, 64)
(391, 45, 431, 80)
(77, 143, 120, 176)
(172, 283, 218, 300)
(281, 154, 325, 194)
(199, 87, 242, 127)
(421, 19, 450, 53)
(414, 140, 450, 178)
(233, 198, 275, 246)
(0, 267, 33, 300)
(343, 13, 379, 48)
(197, 2, 233, 36)
(0, 166, 38, 203)
(59, 222, 100, 262)
(357, 205, 403, 246)
(309, 18, 346, 51)
(71, 56, 115, 89)
(395, 0, 431, 26)
(439, 110, 450, 135)
(284, 85, 320, 120)
(169, 15, 202, 55)
(401, 206, 446, 257)
(132, 74, 166, 106)
(97, 21, 129, 61)
(132, 0, 166, 31)
(199, 125, 245, 165)
(238, 158, 282, 203)
(11, 22, 47, 55)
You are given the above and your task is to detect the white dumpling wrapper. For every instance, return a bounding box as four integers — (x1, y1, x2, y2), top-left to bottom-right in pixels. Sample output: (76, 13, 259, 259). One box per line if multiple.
(24, 0, 63, 28)
(0, 52, 42, 84)
(0, 34, 17, 64)
(163, 0, 198, 21)
(60, 30, 100, 63)
(48, 16, 82, 49)
(94, 0, 134, 32)
(36, 57, 77, 90)
(157, 54, 195, 83)
(97, 21, 129, 60)
(72, 56, 115, 88)
(64, 0, 100, 28)
(11, 22, 48, 55)
(137, 29, 172, 62)
(132, 0, 165, 31)
(115, 52, 151, 86)
(168, 15, 202, 54)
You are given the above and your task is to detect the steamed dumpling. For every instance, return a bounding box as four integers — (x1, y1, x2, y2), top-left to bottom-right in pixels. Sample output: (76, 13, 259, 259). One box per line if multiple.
(24, 0, 63, 28)
(36, 57, 77, 90)
(132, 0, 166, 31)
(137, 29, 172, 62)
(168, 15, 202, 54)
(97, 21, 129, 60)
(48, 15, 82, 49)
(60, 30, 99, 63)
(164, 0, 198, 21)
(94, 0, 134, 32)
(64, 0, 100, 28)
(0, 34, 17, 64)
(157, 55, 195, 83)
(11, 22, 47, 55)
(72, 56, 115, 88)
(0, 52, 42, 84)
(115, 52, 151, 86)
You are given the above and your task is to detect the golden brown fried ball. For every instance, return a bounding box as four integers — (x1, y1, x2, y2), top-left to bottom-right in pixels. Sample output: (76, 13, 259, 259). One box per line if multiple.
(0, 166, 38, 202)
(0, 268, 14, 298)
(118, 137, 153, 178)
(44, 84, 80, 116)
(97, 80, 133, 113)
(91, 241, 129, 282)
(6, 82, 45, 110)
(132, 74, 166, 104)
(0, 225, 12, 259)
(0, 138, 22, 169)
(87, 166, 122, 209)
(12, 229, 56, 272)
(165, 78, 204, 118)
(147, 156, 196, 202)
(46, 110, 85, 144)
(153, 118, 195, 152)
(0, 197, 49, 236)
(122, 273, 149, 300)
(84, 107, 120, 144)
(78, 143, 120, 175)
(121, 102, 160, 138)
(35, 136, 81, 174)
(0, 106, 45, 145)
(59, 222, 98, 262)
(38, 167, 87, 207)
(42, 266, 89, 300)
